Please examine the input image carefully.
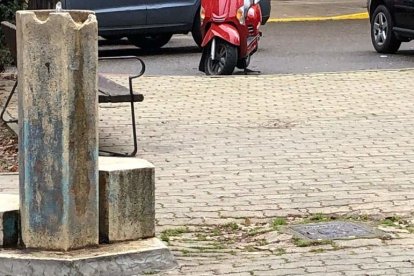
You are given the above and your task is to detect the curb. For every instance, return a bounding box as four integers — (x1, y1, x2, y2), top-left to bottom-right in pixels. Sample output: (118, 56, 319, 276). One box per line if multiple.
(0, 172, 18, 176)
(268, 12, 368, 23)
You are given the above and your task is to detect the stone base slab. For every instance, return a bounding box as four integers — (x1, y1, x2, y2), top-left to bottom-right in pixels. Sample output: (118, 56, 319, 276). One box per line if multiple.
(0, 238, 177, 275)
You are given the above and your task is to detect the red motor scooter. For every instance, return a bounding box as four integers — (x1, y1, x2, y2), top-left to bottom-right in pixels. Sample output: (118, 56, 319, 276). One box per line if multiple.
(199, 0, 262, 75)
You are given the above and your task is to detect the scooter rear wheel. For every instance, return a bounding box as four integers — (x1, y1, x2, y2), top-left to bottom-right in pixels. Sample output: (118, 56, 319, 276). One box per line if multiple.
(204, 40, 238, 75)
(237, 55, 251, 69)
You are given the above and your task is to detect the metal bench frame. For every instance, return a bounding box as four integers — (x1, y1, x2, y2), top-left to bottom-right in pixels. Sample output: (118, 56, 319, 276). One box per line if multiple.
(98, 56, 145, 157)
(1, 21, 145, 157)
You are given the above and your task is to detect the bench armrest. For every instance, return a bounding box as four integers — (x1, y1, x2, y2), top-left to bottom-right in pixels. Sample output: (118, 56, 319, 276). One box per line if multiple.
(98, 56, 145, 80)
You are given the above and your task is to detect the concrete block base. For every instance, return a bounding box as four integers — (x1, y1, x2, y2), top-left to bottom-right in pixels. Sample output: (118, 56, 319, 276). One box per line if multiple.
(99, 157, 155, 243)
(0, 238, 177, 275)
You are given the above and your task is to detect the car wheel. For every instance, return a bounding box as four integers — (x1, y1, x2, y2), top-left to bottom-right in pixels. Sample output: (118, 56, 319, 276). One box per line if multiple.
(192, 10, 202, 47)
(128, 34, 173, 50)
(371, 5, 401, 53)
(204, 39, 238, 75)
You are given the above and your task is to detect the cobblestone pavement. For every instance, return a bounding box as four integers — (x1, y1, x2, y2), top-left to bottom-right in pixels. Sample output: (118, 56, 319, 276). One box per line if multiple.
(1, 69, 414, 274)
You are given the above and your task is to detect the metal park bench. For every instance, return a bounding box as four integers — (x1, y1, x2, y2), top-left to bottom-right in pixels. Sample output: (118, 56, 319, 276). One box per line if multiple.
(1, 21, 144, 157)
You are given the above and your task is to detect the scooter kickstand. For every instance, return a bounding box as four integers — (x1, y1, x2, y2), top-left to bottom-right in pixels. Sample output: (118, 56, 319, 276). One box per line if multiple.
(243, 68, 261, 75)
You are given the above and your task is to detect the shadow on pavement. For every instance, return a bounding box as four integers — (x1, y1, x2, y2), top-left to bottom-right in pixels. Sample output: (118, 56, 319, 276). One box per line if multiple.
(394, 50, 414, 56)
(99, 46, 201, 58)
(99, 39, 201, 57)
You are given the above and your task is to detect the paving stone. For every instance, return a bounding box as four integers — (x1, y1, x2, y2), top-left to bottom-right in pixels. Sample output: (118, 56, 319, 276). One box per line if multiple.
(397, 267, 414, 274)
(306, 273, 345, 276)
(254, 268, 307, 275)
(375, 255, 414, 264)
(3, 69, 414, 274)
(306, 264, 360, 273)
(335, 238, 384, 248)
(351, 269, 399, 275)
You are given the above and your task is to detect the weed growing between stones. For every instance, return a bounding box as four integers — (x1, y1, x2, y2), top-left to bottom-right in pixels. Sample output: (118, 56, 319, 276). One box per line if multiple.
(380, 216, 406, 227)
(310, 248, 326, 253)
(292, 237, 333, 247)
(160, 227, 189, 243)
(301, 213, 337, 224)
(271, 217, 287, 230)
(222, 222, 239, 232)
(274, 248, 286, 256)
(160, 214, 414, 256)
(378, 216, 414, 234)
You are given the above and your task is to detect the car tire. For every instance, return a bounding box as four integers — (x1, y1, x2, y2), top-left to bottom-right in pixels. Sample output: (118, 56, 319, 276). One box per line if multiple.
(371, 5, 401, 53)
(192, 10, 202, 47)
(128, 34, 173, 50)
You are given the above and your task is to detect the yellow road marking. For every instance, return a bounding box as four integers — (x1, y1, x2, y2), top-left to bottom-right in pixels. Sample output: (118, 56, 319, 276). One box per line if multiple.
(268, 12, 369, 23)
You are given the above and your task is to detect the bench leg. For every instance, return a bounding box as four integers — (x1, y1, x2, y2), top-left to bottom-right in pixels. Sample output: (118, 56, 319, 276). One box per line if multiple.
(128, 90, 139, 157)
(99, 78, 138, 157)
(1, 80, 18, 124)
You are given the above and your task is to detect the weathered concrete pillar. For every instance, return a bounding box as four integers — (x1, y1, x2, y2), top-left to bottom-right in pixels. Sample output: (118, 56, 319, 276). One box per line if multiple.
(16, 10, 99, 251)
(99, 157, 155, 243)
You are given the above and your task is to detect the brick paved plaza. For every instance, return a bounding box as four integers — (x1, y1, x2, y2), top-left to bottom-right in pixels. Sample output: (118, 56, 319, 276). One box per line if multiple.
(1, 69, 414, 274)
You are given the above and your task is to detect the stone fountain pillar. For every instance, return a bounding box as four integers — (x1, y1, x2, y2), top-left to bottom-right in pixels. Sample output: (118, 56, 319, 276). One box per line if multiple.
(16, 9, 98, 251)
(0, 8, 177, 275)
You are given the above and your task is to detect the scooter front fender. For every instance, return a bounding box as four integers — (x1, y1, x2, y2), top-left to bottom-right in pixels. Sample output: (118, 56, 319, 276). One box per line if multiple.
(201, 23, 240, 47)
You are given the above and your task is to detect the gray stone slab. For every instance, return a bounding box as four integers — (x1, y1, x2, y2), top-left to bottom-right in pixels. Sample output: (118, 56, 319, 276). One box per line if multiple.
(290, 221, 381, 240)
(99, 157, 155, 243)
(0, 237, 177, 275)
(0, 194, 19, 247)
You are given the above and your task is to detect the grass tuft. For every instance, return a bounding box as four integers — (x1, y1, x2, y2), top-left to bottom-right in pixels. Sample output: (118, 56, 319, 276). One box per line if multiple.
(292, 237, 332, 247)
(160, 227, 188, 242)
(271, 217, 287, 230)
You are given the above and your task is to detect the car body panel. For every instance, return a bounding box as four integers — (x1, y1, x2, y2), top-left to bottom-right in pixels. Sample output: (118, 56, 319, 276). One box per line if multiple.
(147, 0, 199, 26)
(65, 0, 147, 29)
(64, 0, 270, 37)
(393, 0, 414, 29)
(368, 0, 395, 17)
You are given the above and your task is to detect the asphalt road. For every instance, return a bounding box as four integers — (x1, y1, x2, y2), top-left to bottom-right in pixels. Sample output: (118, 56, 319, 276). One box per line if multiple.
(271, 0, 367, 18)
(98, 20, 414, 76)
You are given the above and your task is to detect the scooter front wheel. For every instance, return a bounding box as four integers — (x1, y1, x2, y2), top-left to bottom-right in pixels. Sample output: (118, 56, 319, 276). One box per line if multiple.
(204, 40, 238, 75)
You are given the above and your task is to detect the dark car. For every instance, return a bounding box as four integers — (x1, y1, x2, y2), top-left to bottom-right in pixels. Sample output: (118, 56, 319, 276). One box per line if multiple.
(61, 0, 271, 49)
(368, 0, 414, 53)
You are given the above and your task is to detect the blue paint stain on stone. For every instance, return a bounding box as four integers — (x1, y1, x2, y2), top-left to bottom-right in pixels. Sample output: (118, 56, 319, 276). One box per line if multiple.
(26, 106, 64, 233)
(21, 120, 31, 225)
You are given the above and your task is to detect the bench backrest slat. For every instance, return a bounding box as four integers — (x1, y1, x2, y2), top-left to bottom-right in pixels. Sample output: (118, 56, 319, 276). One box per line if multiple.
(0, 21, 143, 103)
(1, 21, 17, 64)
